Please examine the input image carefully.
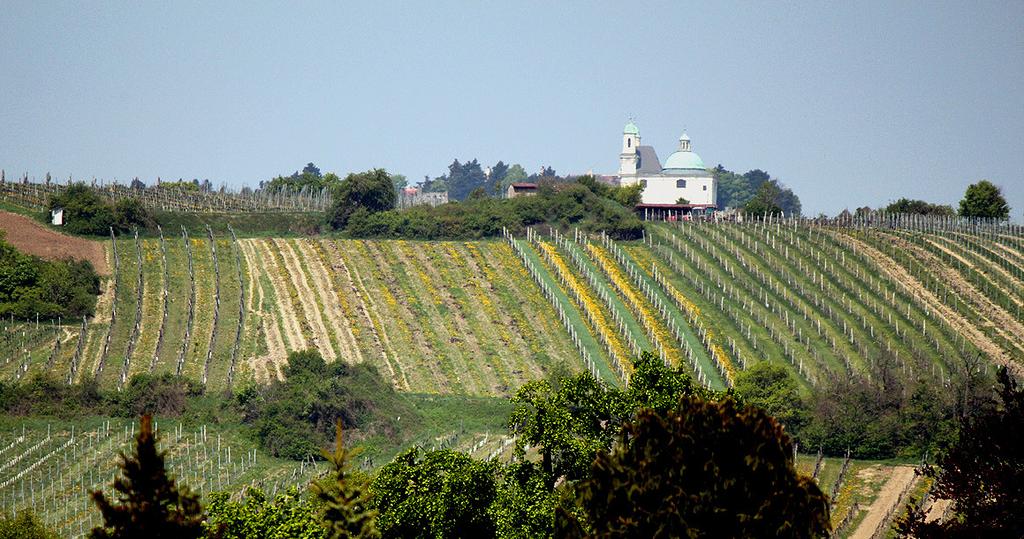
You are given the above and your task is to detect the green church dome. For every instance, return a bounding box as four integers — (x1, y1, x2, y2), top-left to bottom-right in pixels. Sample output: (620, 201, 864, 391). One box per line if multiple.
(623, 121, 639, 135)
(662, 150, 705, 171)
(662, 131, 705, 172)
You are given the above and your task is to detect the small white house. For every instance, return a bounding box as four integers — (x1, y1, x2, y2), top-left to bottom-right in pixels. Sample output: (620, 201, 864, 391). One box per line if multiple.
(50, 207, 64, 226)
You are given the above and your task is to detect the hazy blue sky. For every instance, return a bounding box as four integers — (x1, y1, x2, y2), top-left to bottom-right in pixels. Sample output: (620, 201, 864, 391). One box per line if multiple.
(1, 1, 1021, 217)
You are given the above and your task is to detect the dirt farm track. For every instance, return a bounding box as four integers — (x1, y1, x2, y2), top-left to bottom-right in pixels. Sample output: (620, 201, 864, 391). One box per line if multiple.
(0, 211, 109, 274)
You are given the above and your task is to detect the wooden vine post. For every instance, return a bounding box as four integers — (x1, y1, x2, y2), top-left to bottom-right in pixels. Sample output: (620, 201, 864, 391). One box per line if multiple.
(94, 227, 119, 380)
(202, 225, 220, 386)
(150, 225, 170, 372)
(226, 225, 245, 389)
(176, 226, 196, 376)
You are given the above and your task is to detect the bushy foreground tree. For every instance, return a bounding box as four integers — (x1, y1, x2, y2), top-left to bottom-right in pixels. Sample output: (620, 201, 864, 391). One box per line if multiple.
(90, 415, 204, 539)
(897, 367, 1024, 538)
(0, 512, 58, 539)
(204, 488, 323, 539)
(312, 421, 379, 539)
(557, 397, 830, 538)
(371, 448, 499, 538)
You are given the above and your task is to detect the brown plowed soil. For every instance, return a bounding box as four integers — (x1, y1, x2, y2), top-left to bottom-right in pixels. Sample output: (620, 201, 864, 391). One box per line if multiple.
(850, 465, 916, 539)
(0, 211, 109, 274)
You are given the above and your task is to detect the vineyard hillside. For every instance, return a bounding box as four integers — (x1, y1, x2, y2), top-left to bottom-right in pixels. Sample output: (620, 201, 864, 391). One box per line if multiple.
(1, 217, 1022, 400)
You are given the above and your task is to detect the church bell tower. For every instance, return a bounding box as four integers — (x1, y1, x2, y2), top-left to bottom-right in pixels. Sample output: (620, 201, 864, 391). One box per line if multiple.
(619, 120, 640, 176)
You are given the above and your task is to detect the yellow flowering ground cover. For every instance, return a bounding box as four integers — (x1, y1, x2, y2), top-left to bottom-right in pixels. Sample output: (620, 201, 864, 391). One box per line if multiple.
(626, 244, 737, 385)
(585, 242, 683, 366)
(475, 241, 579, 371)
(128, 238, 165, 372)
(537, 241, 633, 377)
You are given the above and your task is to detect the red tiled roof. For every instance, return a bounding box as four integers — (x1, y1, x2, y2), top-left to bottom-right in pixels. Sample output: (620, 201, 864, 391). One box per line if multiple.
(635, 203, 716, 209)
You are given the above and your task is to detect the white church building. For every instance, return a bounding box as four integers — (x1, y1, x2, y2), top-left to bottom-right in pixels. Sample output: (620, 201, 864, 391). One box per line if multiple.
(615, 121, 716, 210)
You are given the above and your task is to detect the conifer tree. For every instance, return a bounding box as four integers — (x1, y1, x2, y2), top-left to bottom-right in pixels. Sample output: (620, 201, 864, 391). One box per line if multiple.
(311, 420, 379, 539)
(90, 415, 204, 539)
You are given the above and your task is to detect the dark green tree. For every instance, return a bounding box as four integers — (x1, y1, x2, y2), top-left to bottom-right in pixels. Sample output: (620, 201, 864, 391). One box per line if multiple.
(390, 174, 408, 192)
(328, 169, 398, 229)
(498, 164, 528, 193)
(958, 180, 1010, 219)
(90, 415, 204, 539)
(302, 163, 322, 177)
(714, 166, 801, 214)
(203, 488, 323, 539)
(49, 184, 116, 235)
(371, 448, 499, 539)
(744, 180, 785, 216)
(622, 351, 708, 413)
(312, 421, 379, 539)
(508, 373, 621, 486)
(0, 235, 100, 320)
(712, 165, 753, 209)
(508, 352, 706, 488)
(239, 349, 413, 460)
(445, 159, 488, 201)
(113, 198, 152, 230)
(489, 462, 557, 539)
(896, 367, 1023, 538)
(557, 397, 830, 538)
(487, 161, 509, 194)
(885, 198, 955, 216)
(734, 361, 808, 433)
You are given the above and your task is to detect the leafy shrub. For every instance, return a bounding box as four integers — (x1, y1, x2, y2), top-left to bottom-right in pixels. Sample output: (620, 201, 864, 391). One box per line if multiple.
(884, 198, 955, 216)
(239, 350, 415, 460)
(372, 448, 499, 539)
(48, 184, 151, 235)
(115, 373, 203, 417)
(204, 488, 325, 539)
(0, 511, 58, 539)
(0, 235, 100, 320)
(327, 170, 397, 230)
(345, 182, 644, 240)
(0, 374, 103, 417)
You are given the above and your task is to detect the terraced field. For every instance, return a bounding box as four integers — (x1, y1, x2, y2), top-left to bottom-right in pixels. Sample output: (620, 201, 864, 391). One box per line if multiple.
(0, 235, 581, 396)
(2, 218, 1021, 399)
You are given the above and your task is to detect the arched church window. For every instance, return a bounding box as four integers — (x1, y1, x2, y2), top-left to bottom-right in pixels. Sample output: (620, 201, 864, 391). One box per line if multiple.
(627, 139, 631, 148)
(676, 179, 687, 189)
